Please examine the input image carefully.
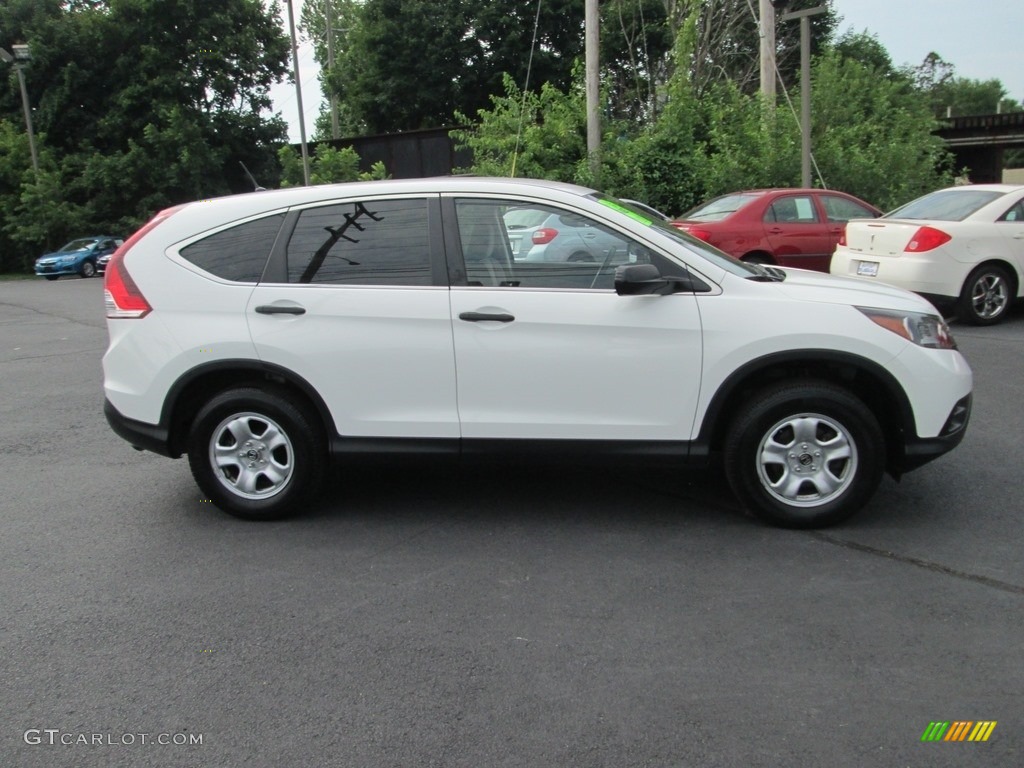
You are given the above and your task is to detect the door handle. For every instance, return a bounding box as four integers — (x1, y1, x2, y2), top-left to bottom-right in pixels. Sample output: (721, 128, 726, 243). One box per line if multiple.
(255, 305, 306, 315)
(459, 311, 514, 323)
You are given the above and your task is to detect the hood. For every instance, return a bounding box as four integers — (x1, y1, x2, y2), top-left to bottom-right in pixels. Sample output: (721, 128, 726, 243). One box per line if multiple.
(772, 266, 941, 314)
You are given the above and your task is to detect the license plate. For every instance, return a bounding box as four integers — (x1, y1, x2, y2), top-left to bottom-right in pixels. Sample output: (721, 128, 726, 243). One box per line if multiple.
(857, 261, 879, 277)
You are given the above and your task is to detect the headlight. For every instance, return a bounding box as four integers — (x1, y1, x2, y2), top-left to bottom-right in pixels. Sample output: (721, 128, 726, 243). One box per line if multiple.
(857, 307, 957, 350)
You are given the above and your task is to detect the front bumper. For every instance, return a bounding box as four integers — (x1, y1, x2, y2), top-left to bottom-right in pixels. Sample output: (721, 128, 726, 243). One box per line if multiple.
(899, 393, 971, 473)
(35, 264, 79, 277)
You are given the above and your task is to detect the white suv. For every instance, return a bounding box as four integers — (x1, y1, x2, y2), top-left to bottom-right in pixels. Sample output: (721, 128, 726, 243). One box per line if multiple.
(103, 177, 972, 528)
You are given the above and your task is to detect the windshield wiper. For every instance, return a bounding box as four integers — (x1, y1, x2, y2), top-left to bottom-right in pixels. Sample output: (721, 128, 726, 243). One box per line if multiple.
(745, 264, 786, 282)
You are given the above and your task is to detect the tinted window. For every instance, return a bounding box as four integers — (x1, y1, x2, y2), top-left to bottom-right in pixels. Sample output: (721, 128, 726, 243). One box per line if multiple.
(888, 189, 1005, 221)
(287, 199, 430, 285)
(820, 195, 876, 222)
(765, 195, 818, 223)
(998, 200, 1024, 222)
(180, 213, 284, 282)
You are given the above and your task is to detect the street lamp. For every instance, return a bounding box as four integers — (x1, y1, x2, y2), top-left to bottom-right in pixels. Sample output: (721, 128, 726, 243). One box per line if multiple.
(0, 43, 40, 176)
(776, 3, 826, 188)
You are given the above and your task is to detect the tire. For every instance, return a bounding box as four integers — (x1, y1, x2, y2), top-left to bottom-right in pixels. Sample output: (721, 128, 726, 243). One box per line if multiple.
(742, 253, 772, 265)
(44, 275, 59, 281)
(187, 387, 326, 521)
(957, 264, 1013, 325)
(79, 260, 96, 278)
(723, 381, 884, 528)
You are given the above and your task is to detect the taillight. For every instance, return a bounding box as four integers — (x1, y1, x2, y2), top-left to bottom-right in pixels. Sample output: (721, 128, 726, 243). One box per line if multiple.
(532, 228, 558, 245)
(904, 226, 951, 253)
(838, 225, 847, 247)
(104, 205, 182, 319)
(685, 227, 713, 243)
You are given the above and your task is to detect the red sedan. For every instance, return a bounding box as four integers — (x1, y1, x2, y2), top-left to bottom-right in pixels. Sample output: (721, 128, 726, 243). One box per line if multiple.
(672, 189, 882, 272)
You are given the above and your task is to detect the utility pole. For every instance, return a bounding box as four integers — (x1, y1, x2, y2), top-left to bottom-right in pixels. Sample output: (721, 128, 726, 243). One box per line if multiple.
(778, 4, 825, 188)
(585, 0, 600, 182)
(286, 0, 311, 185)
(0, 44, 39, 177)
(325, 0, 340, 140)
(759, 0, 776, 101)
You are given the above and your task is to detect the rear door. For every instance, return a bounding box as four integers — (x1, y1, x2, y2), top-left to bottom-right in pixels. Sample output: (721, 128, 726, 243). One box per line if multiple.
(762, 193, 832, 271)
(247, 194, 460, 439)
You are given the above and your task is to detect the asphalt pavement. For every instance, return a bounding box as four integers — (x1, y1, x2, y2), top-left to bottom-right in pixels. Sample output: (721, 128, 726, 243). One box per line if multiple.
(0, 277, 1021, 767)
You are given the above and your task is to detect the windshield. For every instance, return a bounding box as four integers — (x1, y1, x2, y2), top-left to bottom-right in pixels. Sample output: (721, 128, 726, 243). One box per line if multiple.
(591, 193, 760, 278)
(680, 193, 760, 222)
(887, 189, 1006, 221)
(60, 238, 97, 252)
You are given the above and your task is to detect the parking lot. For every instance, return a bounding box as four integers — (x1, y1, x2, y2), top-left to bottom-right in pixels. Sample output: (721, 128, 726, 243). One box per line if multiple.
(1, 276, 1021, 767)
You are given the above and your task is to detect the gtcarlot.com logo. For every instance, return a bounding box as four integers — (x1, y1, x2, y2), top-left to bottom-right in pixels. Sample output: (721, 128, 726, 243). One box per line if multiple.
(921, 721, 997, 742)
(24, 729, 203, 746)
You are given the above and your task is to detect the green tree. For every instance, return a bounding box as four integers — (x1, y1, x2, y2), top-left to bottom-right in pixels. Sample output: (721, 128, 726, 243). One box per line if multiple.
(277, 144, 388, 186)
(0, 0, 290, 270)
(809, 49, 955, 209)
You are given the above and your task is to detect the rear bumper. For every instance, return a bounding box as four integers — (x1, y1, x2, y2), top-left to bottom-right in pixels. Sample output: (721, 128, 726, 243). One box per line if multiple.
(104, 398, 178, 458)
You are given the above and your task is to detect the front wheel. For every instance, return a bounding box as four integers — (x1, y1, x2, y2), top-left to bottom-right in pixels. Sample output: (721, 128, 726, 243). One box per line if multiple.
(724, 382, 884, 528)
(187, 387, 325, 521)
(958, 264, 1013, 325)
(79, 260, 96, 278)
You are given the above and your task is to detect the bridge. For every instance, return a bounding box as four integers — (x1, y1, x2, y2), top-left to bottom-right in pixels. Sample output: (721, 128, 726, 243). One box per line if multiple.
(934, 111, 1024, 183)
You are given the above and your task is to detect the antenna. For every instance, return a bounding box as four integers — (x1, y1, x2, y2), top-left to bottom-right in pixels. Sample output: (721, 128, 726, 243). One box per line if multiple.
(239, 161, 266, 192)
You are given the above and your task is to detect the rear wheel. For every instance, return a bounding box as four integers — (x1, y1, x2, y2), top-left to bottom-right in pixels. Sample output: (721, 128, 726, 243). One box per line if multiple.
(187, 387, 325, 520)
(724, 381, 884, 528)
(567, 251, 594, 263)
(958, 264, 1013, 325)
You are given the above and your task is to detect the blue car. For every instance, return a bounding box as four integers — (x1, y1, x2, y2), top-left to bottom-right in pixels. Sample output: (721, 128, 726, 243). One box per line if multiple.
(34, 236, 123, 280)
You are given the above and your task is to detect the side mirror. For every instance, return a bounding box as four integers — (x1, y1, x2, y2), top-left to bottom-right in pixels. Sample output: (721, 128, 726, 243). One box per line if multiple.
(615, 263, 668, 295)
(614, 263, 711, 295)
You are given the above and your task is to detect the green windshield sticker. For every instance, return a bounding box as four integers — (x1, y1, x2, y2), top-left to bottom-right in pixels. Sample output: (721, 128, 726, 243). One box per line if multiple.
(598, 198, 652, 225)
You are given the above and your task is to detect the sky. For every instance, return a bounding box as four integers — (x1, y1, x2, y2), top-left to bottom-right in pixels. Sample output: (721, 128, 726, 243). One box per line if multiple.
(270, 0, 1024, 143)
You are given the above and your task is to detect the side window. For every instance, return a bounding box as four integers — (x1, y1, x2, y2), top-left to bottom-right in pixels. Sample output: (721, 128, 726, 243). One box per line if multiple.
(766, 196, 818, 223)
(455, 199, 658, 290)
(287, 198, 431, 285)
(821, 195, 876, 222)
(180, 213, 285, 283)
(999, 201, 1024, 222)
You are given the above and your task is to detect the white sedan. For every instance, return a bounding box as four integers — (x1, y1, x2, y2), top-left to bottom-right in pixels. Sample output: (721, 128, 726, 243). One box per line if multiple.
(831, 184, 1024, 325)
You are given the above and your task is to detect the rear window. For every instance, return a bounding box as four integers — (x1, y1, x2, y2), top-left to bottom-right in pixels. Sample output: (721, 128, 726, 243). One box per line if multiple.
(180, 213, 285, 282)
(887, 189, 1006, 221)
(504, 209, 549, 230)
(681, 193, 759, 222)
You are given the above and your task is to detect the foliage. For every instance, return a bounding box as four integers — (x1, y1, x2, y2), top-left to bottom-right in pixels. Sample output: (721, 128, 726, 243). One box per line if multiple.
(0, 0, 290, 271)
(455, 12, 957, 217)
(277, 144, 389, 187)
(810, 49, 955, 210)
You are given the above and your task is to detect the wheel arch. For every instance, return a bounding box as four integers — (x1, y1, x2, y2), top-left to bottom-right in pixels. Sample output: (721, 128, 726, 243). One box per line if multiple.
(963, 258, 1020, 297)
(695, 350, 915, 475)
(162, 361, 334, 458)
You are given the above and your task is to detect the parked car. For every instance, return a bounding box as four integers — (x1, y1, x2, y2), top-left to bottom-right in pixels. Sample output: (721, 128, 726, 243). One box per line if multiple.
(103, 177, 971, 529)
(673, 189, 882, 272)
(35, 236, 123, 280)
(831, 184, 1024, 325)
(504, 208, 627, 263)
